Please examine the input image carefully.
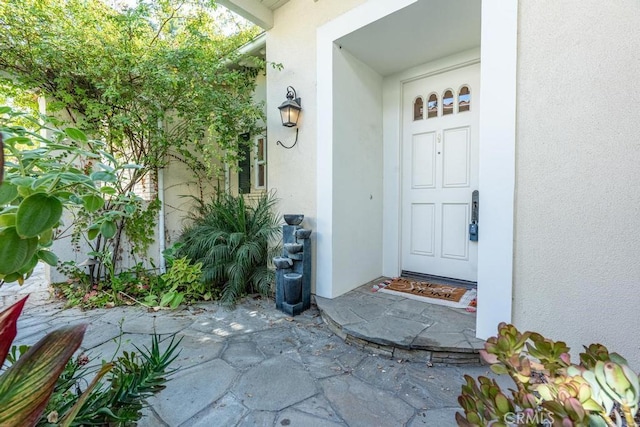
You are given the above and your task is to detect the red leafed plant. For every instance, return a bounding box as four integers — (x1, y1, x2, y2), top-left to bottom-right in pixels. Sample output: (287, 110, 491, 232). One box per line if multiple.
(0, 296, 87, 426)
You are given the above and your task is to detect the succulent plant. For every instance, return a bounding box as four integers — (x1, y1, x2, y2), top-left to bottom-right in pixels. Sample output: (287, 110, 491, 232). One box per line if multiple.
(457, 323, 640, 427)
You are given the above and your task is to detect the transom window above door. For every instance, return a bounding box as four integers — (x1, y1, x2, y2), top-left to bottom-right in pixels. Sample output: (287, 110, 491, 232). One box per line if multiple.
(412, 85, 472, 119)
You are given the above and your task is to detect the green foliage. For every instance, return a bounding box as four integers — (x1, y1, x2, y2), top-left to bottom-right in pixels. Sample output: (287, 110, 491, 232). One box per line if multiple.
(160, 256, 204, 308)
(55, 256, 209, 310)
(0, 0, 264, 177)
(178, 192, 280, 305)
(0, 107, 140, 285)
(0, 0, 265, 286)
(0, 297, 180, 426)
(0, 297, 87, 425)
(124, 196, 162, 256)
(142, 256, 205, 309)
(39, 334, 181, 426)
(54, 261, 159, 310)
(456, 323, 640, 427)
(162, 242, 185, 269)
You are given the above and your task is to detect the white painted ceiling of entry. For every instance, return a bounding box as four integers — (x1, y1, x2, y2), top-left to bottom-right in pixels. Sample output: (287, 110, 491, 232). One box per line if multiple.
(336, 0, 481, 76)
(257, 0, 289, 9)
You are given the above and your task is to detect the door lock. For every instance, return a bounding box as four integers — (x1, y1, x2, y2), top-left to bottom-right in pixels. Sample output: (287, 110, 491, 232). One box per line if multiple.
(469, 190, 479, 242)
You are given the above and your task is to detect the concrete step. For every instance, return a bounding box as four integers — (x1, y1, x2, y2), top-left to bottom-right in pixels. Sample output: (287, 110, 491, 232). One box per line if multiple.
(314, 281, 484, 366)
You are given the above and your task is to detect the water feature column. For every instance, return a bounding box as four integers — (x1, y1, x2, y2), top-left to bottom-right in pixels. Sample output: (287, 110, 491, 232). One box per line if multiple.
(273, 214, 312, 316)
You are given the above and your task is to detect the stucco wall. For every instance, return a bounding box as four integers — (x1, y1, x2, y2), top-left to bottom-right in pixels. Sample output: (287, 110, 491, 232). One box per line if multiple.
(266, 0, 367, 293)
(514, 0, 640, 368)
(331, 46, 383, 295)
(163, 157, 222, 246)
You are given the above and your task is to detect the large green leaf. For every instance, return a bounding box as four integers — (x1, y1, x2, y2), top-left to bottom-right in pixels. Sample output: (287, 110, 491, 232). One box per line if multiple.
(64, 127, 87, 142)
(82, 194, 104, 212)
(3, 137, 31, 145)
(99, 186, 116, 195)
(0, 296, 28, 366)
(100, 220, 117, 239)
(15, 193, 63, 238)
(0, 324, 87, 426)
(90, 171, 116, 182)
(18, 254, 38, 275)
(87, 224, 100, 241)
(10, 177, 35, 187)
(37, 250, 59, 267)
(0, 227, 38, 275)
(0, 183, 18, 205)
(0, 213, 16, 227)
(39, 228, 54, 246)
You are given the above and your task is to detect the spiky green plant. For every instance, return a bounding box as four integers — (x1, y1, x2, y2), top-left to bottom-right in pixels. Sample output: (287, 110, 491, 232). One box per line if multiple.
(54, 334, 182, 426)
(178, 191, 280, 305)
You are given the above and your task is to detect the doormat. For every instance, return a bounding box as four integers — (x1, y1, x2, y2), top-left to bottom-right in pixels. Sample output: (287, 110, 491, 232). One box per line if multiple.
(378, 277, 477, 309)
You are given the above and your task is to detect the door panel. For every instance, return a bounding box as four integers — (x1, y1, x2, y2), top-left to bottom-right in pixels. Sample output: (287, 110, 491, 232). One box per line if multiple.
(441, 203, 469, 260)
(401, 64, 479, 281)
(442, 127, 470, 188)
(411, 132, 436, 189)
(410, 203, 435, 256)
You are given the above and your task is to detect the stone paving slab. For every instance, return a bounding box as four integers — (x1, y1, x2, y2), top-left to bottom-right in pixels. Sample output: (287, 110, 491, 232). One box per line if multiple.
(3, 269, 502, 426)
(149, 358, 238, 426)
(345, 316, 429, 348)
(321, 374, 416, 427)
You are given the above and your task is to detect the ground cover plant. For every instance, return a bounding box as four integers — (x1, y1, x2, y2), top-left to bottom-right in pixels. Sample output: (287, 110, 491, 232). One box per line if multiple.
(178, 191, 281, 305)
(457, 323, 640, 427)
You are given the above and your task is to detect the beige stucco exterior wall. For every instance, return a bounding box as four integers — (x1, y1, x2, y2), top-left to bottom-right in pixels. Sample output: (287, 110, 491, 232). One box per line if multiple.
(331, 46, 383, 295)
(513, 0, 640, 368)
(265, 0, 367, 292)
(163, 157, 222, 245)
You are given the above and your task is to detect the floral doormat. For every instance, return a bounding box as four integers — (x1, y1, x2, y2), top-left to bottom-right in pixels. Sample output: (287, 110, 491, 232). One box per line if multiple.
(377, 277, 477, 309)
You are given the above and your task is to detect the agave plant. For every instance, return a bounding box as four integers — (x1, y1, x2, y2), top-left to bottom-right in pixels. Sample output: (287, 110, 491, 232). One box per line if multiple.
(178, 191, 281, 305)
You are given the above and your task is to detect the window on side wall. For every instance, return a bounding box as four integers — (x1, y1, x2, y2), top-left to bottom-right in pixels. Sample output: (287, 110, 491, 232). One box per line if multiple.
(254, 135, 266, 190)
(238, 133, 251, 194)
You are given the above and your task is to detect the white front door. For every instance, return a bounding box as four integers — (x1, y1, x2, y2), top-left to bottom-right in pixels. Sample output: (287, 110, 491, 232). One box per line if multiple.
(401, 64, 480, 281)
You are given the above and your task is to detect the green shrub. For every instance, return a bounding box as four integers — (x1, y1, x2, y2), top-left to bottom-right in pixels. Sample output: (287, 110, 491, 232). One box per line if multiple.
(0, 106, 141, 286)
(457, 323, 640, 427)
(178, 192, 280, 305)
(144, 256, 205, 309)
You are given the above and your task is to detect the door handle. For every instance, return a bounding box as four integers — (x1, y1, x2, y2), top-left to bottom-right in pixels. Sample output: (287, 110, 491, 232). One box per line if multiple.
(469, 190, 479, 241)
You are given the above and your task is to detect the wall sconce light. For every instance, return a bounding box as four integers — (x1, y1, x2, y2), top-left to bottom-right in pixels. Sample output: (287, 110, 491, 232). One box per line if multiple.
(277, 86, 301, 149)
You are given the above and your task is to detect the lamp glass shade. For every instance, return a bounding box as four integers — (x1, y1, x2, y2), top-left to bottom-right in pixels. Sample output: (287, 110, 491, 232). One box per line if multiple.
(278, 98, 301, 127)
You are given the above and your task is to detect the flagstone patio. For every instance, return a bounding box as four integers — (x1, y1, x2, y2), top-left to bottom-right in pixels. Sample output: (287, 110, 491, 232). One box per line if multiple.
(2, 265, 502, 426)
